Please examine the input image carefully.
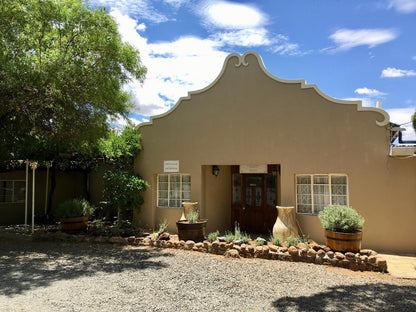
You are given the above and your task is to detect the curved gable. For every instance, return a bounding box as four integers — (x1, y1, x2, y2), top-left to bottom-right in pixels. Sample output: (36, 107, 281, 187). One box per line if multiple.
(139, 51, 389, 129)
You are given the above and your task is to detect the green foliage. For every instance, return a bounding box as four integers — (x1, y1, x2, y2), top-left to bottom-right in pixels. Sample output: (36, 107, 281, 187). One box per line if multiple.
(413, 110, 416, 133)
(0, 0, 146, 163)
(225, 231, 235, 243)
(285, 235, 302, 247)
(156, 220, 168, 234)
(55, 198, 93, 218)
(234, 222, 242, 240)
(270, 235, 282, 246)
(241, 233, 251, 244)
(318, 205, 364, 233)
(186, 210, 199, 223)
(207, 230, 219, 242)
(255, 238, 265, 246)
(99, 125, 142, 170)
(103, 170, 148, 220)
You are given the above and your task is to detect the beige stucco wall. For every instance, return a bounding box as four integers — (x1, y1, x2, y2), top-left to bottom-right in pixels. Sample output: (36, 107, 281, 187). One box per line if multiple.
(135, 51, 416, 253)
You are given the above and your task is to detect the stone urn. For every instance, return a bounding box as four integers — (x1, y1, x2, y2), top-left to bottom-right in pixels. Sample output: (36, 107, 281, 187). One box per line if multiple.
(272, 206, 299, 243)
(180, 202, 198, 221)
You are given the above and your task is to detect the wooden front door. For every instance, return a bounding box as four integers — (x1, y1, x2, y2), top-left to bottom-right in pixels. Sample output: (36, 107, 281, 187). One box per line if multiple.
(231, 165, 279, 233)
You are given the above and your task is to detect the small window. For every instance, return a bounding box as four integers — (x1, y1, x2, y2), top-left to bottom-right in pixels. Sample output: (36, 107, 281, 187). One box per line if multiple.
(0, 180, 25, 204)
(296, 174, 348, 214)
(157, 174, 191, 208)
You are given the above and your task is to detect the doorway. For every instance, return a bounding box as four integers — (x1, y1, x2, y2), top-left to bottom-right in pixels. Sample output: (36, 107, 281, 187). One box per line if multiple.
(231, 165, 280, 233)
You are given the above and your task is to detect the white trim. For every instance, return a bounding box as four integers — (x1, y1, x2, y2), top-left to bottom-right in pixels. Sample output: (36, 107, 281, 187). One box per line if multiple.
(139, 51, 389, 129)
(157, 173, 191, 208)
(295, 173, 349, 215)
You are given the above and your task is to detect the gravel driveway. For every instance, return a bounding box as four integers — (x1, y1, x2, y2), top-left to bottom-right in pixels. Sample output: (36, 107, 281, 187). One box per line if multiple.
(1, 233, 415, 312)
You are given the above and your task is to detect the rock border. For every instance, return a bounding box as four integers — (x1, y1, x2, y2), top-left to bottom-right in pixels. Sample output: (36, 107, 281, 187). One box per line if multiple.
(33, 231, 388, 273)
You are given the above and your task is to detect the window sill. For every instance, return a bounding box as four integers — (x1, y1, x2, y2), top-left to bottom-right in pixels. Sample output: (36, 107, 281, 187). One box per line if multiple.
(156, 206, 182, 209)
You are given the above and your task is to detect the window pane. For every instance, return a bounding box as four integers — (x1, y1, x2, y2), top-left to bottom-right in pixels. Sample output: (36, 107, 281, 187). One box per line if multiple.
(232, 174, 241, 206)
(314, 175, 329, 184)
(182, 175, 190, 183)
(266, 174, 276, 207)
(158, 190, 168, 199)
(14, 181, 25, 203)
(170, 174, 180, 182)
(331, 175, 347, 184)
(297, 175, 311, 184)
(158, 175, 168, 182)
(297, 204, 312, 213)
(332, 196, 348, 205)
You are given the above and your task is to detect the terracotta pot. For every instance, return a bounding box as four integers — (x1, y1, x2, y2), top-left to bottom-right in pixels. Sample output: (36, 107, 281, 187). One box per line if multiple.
(176, 219, 207, 242)
(272, 206, 298, 243)
(325, 229, 362, 252)
(60, 216, 89, 232)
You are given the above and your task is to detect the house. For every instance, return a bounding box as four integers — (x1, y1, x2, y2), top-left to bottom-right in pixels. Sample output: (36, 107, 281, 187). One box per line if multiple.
(135, 51, 416, 253)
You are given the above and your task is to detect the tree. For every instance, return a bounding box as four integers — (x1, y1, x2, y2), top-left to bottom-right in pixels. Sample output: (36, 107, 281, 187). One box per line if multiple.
(0, 0, 146, 163)
(101, 124, 147, 221)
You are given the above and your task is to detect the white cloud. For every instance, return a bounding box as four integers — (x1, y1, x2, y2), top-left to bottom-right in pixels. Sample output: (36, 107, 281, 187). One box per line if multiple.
(354, 87, 387, 97)
(163, 0, 189, 8)
(200, 0, 267, 30)
(91, 0, 169, 23)
(110, 9, 228, 117)
(386, 107, 416, 141)
(328, 28, 398, 52)
(212, 28, 272, 47)
(413, 56, 416, 61)
(381, 67, 416, 77)
(388, 0, 416, 13)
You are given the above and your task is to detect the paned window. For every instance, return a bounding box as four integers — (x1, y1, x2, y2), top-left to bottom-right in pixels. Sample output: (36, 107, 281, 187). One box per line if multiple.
(0, 180, 25, 203)
(296, 174, 348, 214)
(157, 174, 191, 208)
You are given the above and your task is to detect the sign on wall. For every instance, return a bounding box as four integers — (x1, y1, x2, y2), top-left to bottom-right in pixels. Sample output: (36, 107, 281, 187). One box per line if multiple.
(164, 160, 179, 173)
(240, 164, 268, 174)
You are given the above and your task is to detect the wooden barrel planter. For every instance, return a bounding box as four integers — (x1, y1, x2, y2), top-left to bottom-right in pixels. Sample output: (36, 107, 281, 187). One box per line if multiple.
(176, 220, 207, 242)
(325, 230, 362, 252)
(60, 216, 89, 232)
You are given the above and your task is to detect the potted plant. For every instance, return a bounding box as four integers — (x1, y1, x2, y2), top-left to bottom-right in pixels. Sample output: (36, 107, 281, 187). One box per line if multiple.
(176, 208, 207, 242)
(55, 198, 94, 232)
(318, 205, 364, 252)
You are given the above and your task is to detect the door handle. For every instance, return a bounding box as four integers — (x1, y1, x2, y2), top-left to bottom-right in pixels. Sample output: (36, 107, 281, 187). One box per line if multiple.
(242, 206, 246, 211)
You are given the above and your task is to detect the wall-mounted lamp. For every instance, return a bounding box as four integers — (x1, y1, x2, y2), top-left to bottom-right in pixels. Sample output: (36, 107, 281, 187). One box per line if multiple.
(212, 165, 220, 177)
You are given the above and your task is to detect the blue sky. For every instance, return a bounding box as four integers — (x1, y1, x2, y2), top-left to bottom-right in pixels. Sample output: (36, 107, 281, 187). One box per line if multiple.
(91, 0, 416, 140)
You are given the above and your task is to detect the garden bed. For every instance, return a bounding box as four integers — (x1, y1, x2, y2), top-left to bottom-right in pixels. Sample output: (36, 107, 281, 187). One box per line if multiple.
(32, 230, 388, 273)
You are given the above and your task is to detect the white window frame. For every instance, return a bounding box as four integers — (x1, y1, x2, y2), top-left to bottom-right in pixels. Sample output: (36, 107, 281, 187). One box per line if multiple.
(0, 180, 26, 204)
(295, 174, 349, 215)
(157, 174, 191, 208)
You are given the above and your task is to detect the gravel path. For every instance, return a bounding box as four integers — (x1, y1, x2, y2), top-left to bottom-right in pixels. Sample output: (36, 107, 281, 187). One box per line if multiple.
(1, 233, 415, 312)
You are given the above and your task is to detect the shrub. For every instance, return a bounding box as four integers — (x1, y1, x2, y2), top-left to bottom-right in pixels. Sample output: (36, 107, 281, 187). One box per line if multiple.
(270, 235, 282, 246)
(208, 230, 220, 242)
(286, 235, 302, 247)
(241, 233, 251, 244)
(103, 170, 148, 221)
(225, 231, 235, 243)
(55, 198, 93, 218)
(255, 238, 265, 246)
(186, 210, 199, 223)
(318, 205, 364, 233)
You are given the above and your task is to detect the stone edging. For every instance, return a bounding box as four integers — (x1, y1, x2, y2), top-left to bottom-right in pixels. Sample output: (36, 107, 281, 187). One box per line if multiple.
(33, 231, 388, 273)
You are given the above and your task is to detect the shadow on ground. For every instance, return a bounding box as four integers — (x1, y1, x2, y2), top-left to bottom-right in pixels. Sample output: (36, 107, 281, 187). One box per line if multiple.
(0, 234, 172, 296)
(273, 283, 416, 311)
